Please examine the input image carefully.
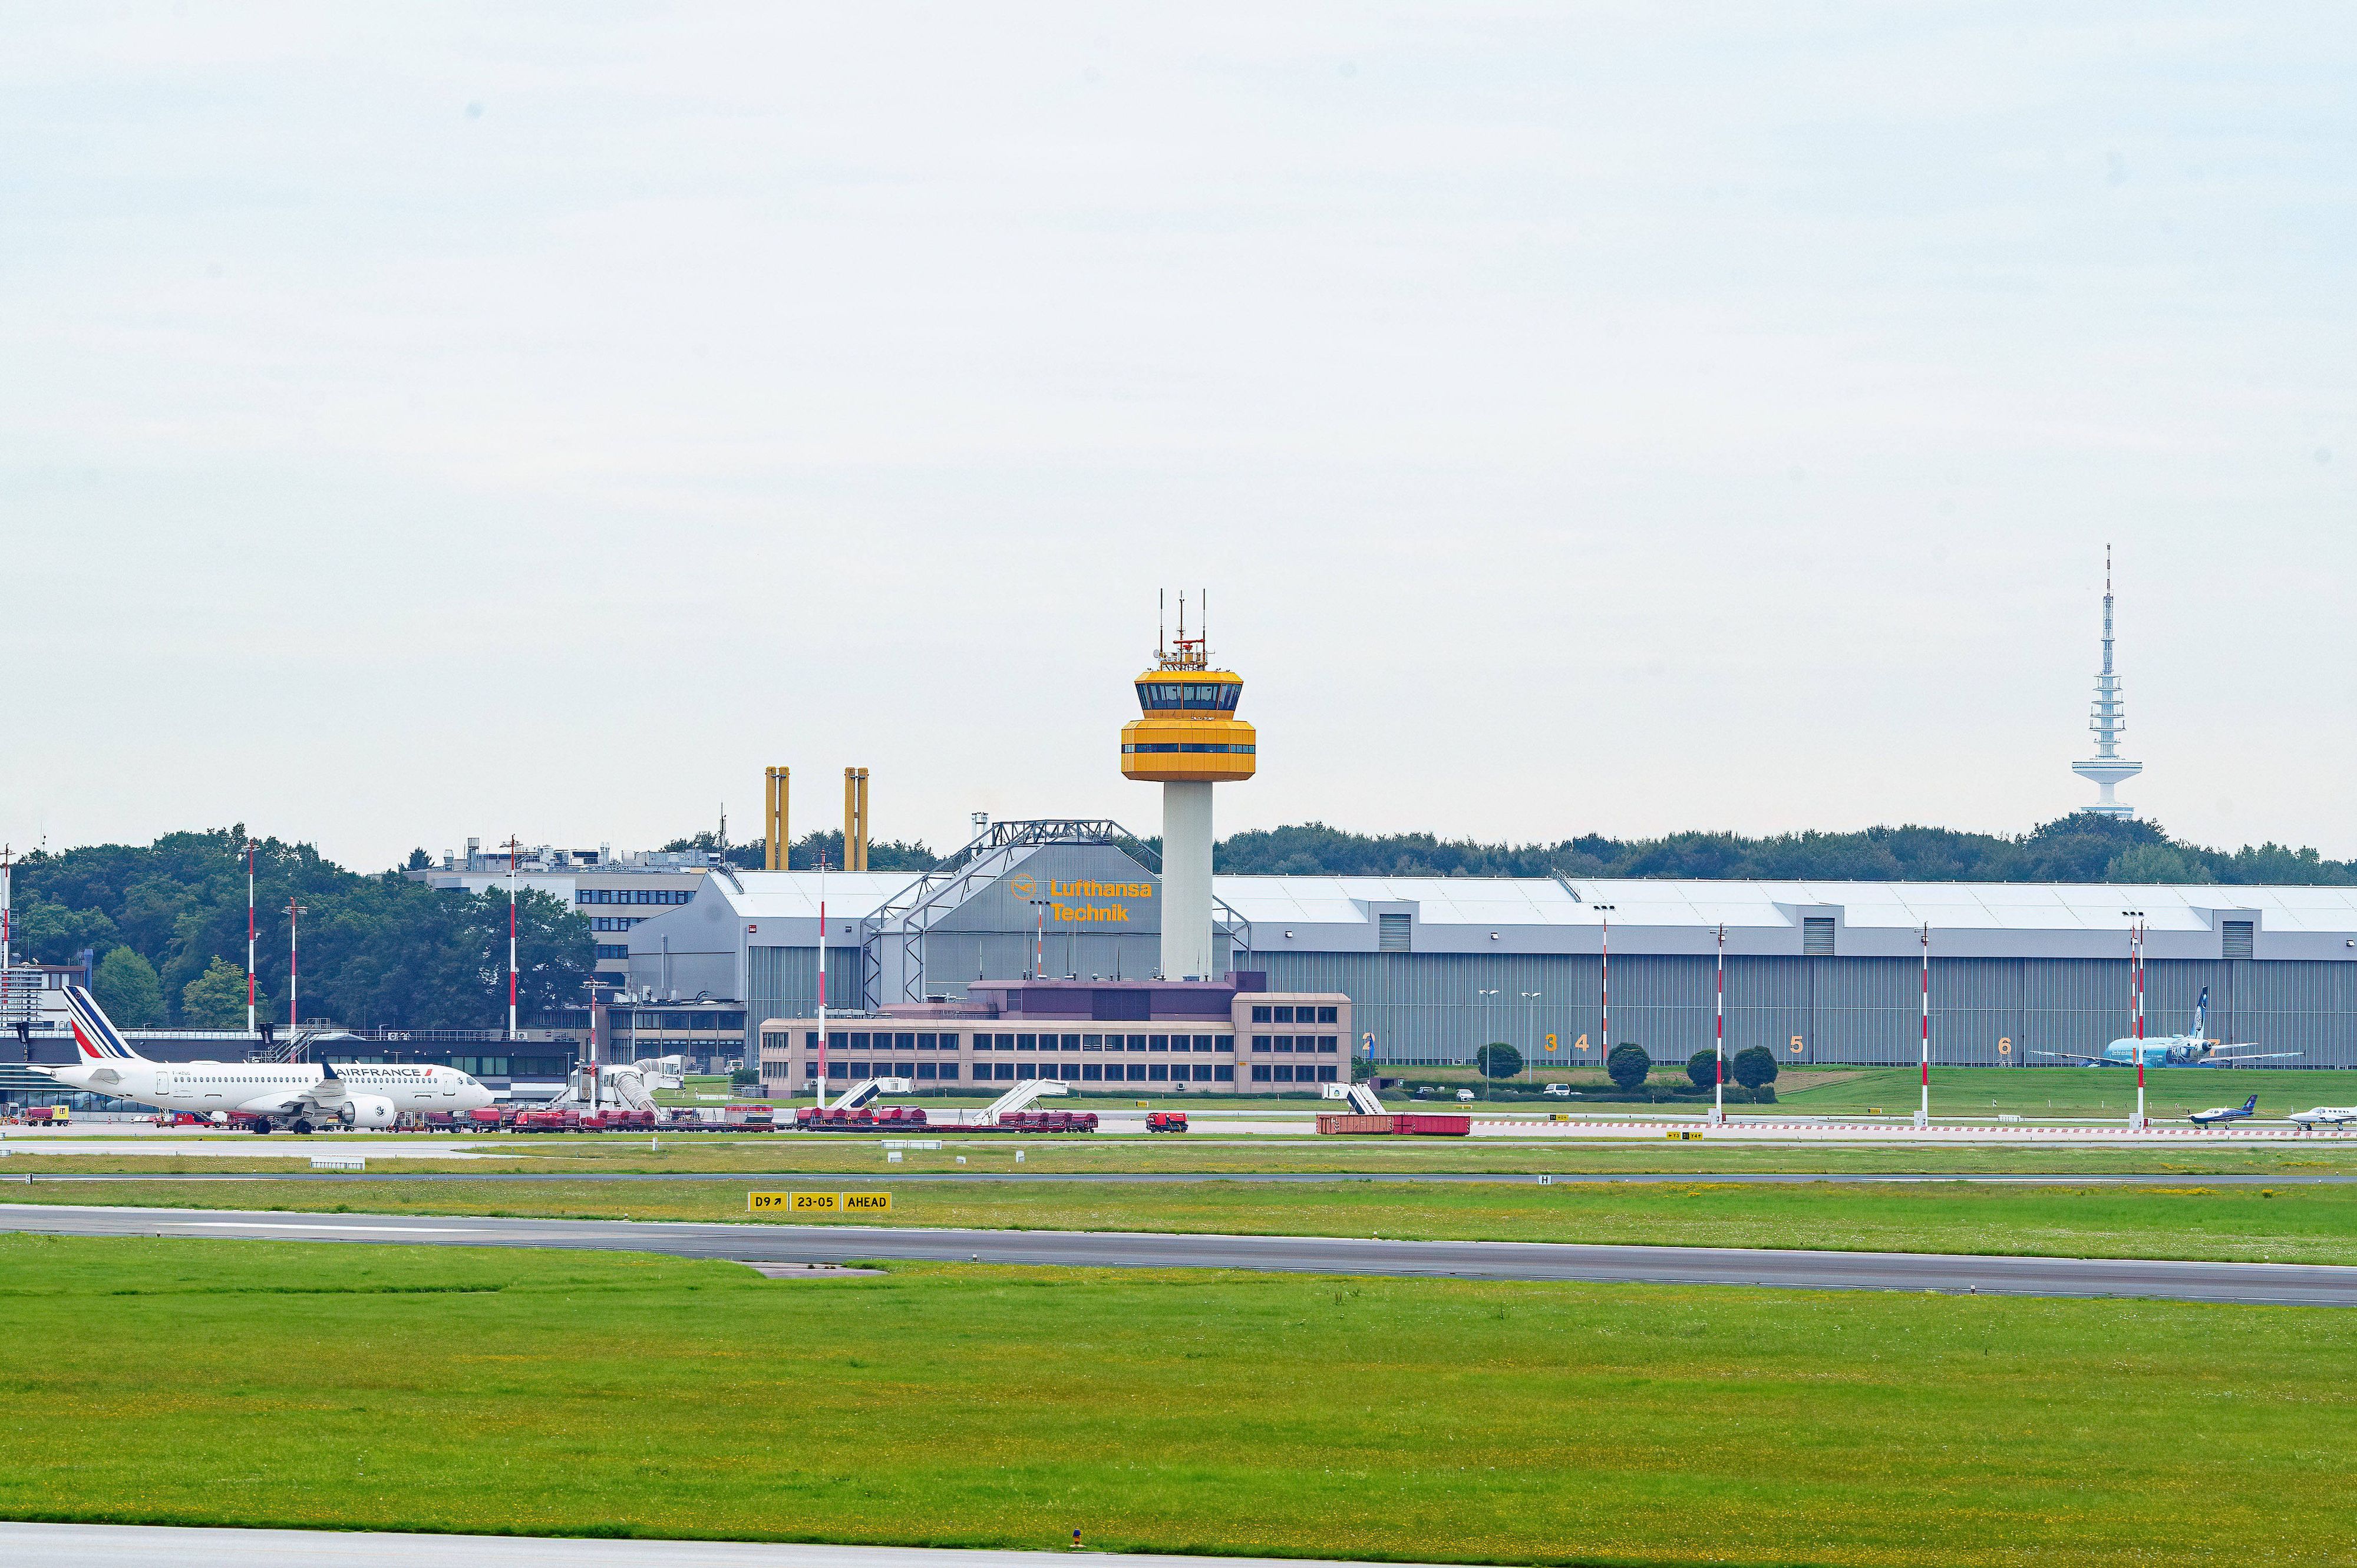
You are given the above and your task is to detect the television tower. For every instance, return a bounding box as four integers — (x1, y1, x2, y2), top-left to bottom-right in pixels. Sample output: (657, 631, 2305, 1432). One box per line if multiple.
(1123, 593, 1255, 981)
(2071, 546, 2141, 818)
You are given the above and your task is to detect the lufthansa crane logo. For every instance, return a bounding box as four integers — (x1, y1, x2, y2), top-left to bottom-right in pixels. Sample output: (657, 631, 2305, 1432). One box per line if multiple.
(1009, 874, 1039, 899)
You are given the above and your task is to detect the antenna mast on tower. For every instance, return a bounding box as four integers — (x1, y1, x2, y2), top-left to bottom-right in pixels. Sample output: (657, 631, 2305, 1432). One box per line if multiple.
(2071, 545, 2142, 818)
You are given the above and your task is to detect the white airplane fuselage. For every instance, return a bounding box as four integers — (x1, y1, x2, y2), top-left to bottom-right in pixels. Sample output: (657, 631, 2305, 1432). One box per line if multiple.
(45, 1058, 493, 1128)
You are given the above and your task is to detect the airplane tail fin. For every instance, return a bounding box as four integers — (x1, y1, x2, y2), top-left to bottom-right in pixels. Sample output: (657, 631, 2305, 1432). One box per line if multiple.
(2243, 1094, 2257, 1114)
(2194, 986, 2209, 1041)
(62, 985, 150, 1063)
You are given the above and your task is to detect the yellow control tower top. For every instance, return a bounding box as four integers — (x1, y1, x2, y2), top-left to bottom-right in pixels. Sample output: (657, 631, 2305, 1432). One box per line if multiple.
(1120, 617, 1255, 784)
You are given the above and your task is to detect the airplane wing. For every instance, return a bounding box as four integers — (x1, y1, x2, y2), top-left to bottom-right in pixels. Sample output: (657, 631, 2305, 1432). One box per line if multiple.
(2201, 1048, 2302, 1064)
(2025, 1050, 2109, 1065)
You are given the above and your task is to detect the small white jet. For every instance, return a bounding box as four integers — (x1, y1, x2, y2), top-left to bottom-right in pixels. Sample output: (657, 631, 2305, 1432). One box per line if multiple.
(2188, 1094, 2257, 1127)
(35, 985, 494, 1134)
(2289, 1105, 2357, 1130)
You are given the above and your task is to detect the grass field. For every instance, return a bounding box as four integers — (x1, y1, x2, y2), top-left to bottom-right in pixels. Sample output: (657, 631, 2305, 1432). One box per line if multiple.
(11, 1133, 2357, 1179)
(15, 1176, 2357, 1263)
(1776, 1065, 2340, 1119)
(1, 1236, 2349, 1566)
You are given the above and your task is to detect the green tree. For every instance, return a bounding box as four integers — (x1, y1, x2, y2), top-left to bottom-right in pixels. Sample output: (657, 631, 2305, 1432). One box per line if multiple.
(1685, 1049, 1718, 1090)
(2106, 844, 2211, 884)
(1606, 1042, 1650, 1090)
(405, 848, 431, 871)
(1475, 1042, 1522, 1080)
(1731, 1045, 1778, 1090)
(92, 946, 163, 1027)
(180, 957, 251, 1028)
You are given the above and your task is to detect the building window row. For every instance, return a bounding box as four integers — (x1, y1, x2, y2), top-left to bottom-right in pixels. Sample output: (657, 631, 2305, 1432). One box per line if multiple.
(577, 888, 694, 906)
(1250, 1035, 1341, 1054)
(594, 944, 630, 960)
(786, 1030, 1233, 1053)
(1120, 742, 1257, 754)
(1250, 1005, 1339, 1024)
(589, 917, 642, 932)
(1250, 1064, 1340, 1083)
(801, 1059, 1238, 1084)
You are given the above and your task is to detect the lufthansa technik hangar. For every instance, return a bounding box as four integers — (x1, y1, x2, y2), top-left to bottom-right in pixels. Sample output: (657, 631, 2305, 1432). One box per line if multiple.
(623, 819, 2357, 1074)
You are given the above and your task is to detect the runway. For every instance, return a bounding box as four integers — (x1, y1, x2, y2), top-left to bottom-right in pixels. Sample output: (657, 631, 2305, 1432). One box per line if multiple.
(0, 1523, 1432, 1568)
(5, 1201, 2352, 1306)
(16, 1168, 2357, 1186)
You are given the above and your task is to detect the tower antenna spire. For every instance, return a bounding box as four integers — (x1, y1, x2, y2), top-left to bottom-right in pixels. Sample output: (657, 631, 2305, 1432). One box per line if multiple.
(2071, 543, 2141, 817)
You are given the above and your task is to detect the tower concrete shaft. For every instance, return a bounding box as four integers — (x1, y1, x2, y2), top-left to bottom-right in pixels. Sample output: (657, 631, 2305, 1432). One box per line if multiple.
(2071, 546, 2141, 817)
(1161, 781, 1216, 982)
(1121, 595, 1254, 981)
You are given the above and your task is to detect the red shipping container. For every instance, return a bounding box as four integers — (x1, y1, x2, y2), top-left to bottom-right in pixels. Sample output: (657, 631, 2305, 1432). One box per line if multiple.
(1316, 1114, 1397, 1135)
(1392, 1113, 1472, 1137)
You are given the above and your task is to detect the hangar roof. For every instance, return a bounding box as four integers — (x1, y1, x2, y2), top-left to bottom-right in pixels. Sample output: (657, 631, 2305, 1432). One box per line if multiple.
(1209, 875, 2357, 935)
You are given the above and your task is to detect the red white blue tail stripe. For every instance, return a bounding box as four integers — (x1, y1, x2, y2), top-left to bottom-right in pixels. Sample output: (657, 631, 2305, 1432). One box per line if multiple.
(64, 985, 144, 1061)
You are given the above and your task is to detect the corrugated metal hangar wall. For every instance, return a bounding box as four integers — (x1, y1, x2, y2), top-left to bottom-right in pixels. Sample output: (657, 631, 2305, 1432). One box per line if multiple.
(1242, 951, 2357, 1069)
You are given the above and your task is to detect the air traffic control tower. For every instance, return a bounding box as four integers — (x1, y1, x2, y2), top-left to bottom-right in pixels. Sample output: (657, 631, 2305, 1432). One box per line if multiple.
(1121, 603, 1255, 981)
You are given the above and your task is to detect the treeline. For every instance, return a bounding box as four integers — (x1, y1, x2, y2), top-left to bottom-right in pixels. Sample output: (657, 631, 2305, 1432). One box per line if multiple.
(662, 830, 941, 873)
(11, 828, 593, 1030)
(1212, 814, 2354, 886)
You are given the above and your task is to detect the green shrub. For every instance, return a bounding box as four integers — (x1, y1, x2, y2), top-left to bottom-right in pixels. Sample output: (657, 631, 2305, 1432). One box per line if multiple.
(1685, 1049, 1718, 1090)
(1732, 1045, 1779, 1090)
(1475, 1042, 1523, 1080)
(1606, 1042, 1650, 1090)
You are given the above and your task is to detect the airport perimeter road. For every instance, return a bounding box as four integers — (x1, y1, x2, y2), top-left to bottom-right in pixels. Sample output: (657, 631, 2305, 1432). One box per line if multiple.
(6, 1203, 2355, 1306)
(0, 1523, 1445, 1568)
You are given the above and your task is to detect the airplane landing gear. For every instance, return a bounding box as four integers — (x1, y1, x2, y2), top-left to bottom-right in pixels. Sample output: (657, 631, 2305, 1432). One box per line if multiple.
(292, 1120, 314, 1135)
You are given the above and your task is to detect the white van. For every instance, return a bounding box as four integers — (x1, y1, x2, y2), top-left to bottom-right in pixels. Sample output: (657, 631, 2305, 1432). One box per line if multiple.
(1542, 1083, 1573, 1098)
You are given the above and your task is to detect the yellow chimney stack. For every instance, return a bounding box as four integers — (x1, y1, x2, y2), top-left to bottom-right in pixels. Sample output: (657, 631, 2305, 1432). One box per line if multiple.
(764, 767, 790, 871)
(842, 767, 869, 872)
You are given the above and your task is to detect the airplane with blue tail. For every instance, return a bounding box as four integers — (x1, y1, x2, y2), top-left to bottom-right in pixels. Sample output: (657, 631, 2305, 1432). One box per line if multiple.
(2187, 1094, 2257, 1127)
(2028, 988, 2299, 1068)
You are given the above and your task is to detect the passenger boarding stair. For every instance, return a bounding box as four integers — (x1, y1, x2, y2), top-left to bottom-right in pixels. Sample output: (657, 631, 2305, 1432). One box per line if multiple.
(936, 1078, 1070, 1127)
(1323, 1082, 1386, 1115)
(828, 1077, 913, 1111)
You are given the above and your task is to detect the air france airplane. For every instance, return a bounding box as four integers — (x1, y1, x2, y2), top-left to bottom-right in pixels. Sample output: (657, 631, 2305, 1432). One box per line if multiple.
(2187, 1094, 2257, 1127)
(36, 985, 494, 1134)
(2029, 988, 2300, 1069)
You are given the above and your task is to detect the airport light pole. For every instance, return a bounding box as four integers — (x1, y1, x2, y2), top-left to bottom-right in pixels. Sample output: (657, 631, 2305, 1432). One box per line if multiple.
(1, 843, 13, 979)
(1029, 898, 1052, 979)
(1477, 989, 1500, 1100)
(286, 899, 306, 1039)
(1521, 991, 1541, 1084)
(1712, 924, 1726, 1126)
(1916, 923, 1931, 1130)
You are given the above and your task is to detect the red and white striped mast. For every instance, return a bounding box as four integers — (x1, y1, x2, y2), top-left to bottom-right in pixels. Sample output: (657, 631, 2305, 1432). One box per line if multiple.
(815, 850, 828, 1111)
(1712, 922, 1726, 1125)
(1916, 922, 1932, 1130)
(1596, 904, 1614, 1062)
(503, 836, 522, 1040)
(1, 843, 14, 979)
(2132, 916, 2147, 1128)
(244, 838, 259, 1034)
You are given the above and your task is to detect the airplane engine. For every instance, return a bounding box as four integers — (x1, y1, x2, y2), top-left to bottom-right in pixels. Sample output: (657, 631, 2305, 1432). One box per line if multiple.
(339, 1094, 397, 1129)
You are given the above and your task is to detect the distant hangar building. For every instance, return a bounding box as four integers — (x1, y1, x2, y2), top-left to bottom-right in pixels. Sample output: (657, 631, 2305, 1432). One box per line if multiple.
(621, 820, 2357, 1077)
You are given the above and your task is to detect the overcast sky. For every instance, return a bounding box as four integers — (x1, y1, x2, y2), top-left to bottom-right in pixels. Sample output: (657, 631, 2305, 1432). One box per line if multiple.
(5, 4, 2352, 872)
